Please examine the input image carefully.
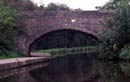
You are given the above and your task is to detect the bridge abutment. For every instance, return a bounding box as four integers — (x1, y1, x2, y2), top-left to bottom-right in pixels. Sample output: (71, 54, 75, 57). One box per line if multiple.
(16, 36, 30, 56)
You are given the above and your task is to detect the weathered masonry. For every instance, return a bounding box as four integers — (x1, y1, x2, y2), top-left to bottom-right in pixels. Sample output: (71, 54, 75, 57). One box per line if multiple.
(16, 11, 111, 56)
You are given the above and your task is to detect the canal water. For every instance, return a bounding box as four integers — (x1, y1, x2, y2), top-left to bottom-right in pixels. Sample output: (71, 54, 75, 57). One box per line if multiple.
(0, 54, 130, 82)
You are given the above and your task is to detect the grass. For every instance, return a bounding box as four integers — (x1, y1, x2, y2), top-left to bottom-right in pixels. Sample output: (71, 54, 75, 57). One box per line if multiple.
(33, 46, 97, 53)
(33, 48, 64, 53)
(32, 46, 98, 58)
(0, 49, 23, 59)
(0, 56, 20, 59)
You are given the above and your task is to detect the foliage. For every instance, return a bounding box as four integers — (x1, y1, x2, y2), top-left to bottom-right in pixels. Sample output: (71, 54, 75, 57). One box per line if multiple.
(0, 0, 17, 45)
(44, 2, 71, 11)
(119, 62, 130, 76)
(4, 0, 79, 11)
(33, 46, 96, 53)
(0, 0, 21, 57)
(42, 2, 82, 11)
(73, 8, 83, 11)
(98, 31, 118, 59)
(3, 0, 37, 11)
(96, 0, 124, 11)
(119, 45, 130, 59)
(3, 0, 71, 11)
(0, 49, 23, 59)
(33, 46, 97, 57)
(99, 0, 130, 59)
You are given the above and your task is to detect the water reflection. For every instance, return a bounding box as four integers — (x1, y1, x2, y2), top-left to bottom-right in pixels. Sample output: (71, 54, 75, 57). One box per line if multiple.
(0, 54, 130, 82)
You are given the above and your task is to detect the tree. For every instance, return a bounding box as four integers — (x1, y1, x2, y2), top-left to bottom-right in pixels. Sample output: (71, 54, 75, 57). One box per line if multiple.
(0, 0, 18, 56)
(3, 0, 37, 11)
(99, 0, 130, 59)
(96, 0, 124, 11)
(44, 2, 71, 11)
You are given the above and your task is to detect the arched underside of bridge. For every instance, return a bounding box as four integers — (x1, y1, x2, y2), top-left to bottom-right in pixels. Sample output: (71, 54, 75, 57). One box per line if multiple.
(28, 29, 98, 56)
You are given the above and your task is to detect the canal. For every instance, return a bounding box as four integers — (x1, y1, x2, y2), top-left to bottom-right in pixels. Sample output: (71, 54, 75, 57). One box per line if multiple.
(0, 53, 130, 82)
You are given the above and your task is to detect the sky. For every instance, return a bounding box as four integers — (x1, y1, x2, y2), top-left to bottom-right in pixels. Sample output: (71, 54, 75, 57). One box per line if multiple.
(31, 0, 110, 10)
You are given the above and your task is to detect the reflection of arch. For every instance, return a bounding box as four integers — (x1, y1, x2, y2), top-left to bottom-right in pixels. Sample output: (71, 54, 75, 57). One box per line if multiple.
(28, 29, 98, 56)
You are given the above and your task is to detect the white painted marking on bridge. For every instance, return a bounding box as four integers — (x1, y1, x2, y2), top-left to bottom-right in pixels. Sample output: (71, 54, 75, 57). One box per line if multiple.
(71, 19, 76, 22)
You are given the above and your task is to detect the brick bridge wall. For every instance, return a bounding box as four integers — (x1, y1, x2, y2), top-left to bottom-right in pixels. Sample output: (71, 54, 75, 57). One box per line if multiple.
(16, 11, 111, 56)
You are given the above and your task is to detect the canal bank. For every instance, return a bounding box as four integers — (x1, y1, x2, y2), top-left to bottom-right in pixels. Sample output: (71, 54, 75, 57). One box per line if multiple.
(0, 57, 50, 79)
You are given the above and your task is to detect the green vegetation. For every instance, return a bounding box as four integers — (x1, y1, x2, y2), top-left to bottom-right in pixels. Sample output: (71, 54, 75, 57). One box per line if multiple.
(119, 62, 130, 76)
(33, 46, 97, 57)
(0, 48, 23, 59)
(0, 56, 21, 59)
(33, 48, 64, 53)
(2, 0, 130, 60)
(119, 45, 130, 59)
(96, 0, 123, 11)
(99, 0, 130, 59)
(43, 2, 71, 11)
(4, 0, 38, 11)
(4, 0, 80, 11)
(0, 0, 23, 58)
(39, 2, 82, 11)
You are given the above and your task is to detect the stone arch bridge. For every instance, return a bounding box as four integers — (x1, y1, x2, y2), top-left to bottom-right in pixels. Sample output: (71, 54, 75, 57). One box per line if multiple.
(16, 11, 111, 56)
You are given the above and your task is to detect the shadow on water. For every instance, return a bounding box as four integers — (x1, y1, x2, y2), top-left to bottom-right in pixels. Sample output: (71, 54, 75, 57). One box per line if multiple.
(1, 54, 130, 82)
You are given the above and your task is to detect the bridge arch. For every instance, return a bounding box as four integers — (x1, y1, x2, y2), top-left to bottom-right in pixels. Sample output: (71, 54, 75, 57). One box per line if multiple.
(16, 11, 111, 56)
(28, 28, 98, 56)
